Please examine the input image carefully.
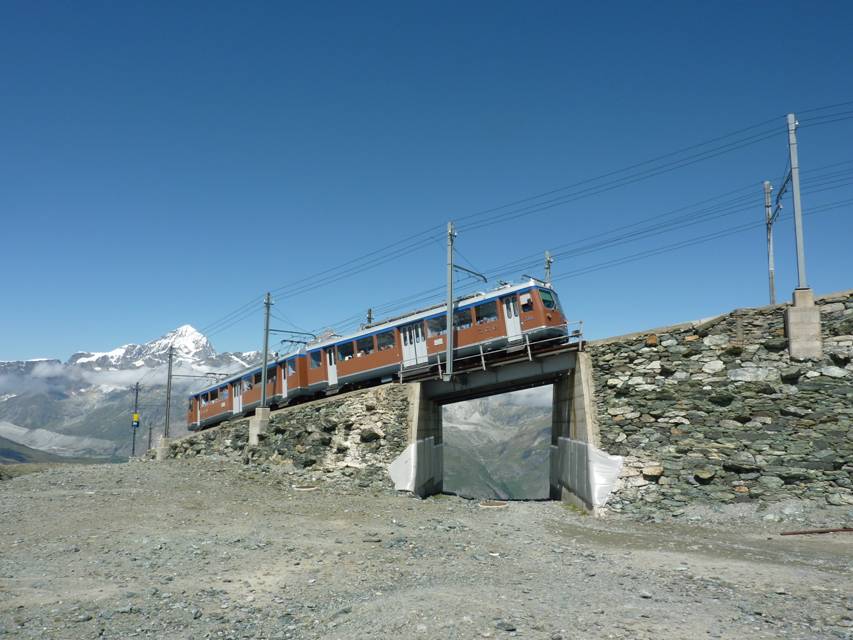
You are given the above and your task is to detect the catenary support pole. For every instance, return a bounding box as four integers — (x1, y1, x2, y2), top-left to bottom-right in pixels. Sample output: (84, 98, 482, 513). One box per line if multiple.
(147, 420, 152, 451)
(444, 222, 455, 381)
(763, 181, 776, 305)
(260, 292, 272, 408)
(545, 251, 553, 286)
(164, 346, 173, 438)
(787, 113, 808, 289)
(131, 382, 139, 457)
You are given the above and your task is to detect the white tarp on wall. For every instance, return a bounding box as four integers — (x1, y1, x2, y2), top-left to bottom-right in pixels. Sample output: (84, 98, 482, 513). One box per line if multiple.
(554, 437, 623, 508)
(389, 437, 443, 495)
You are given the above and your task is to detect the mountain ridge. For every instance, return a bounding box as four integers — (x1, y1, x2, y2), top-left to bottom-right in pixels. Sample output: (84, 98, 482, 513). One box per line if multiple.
(0, 325, 260, 458)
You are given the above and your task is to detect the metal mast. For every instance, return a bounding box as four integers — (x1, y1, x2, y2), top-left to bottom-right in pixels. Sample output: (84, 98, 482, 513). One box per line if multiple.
(763, 181, 776, 305)
(544, 251, 553, 286)
(131, 382, 140, 457)
(260, 292, 272, 408)
(444, 222, 455, 381)
(786, 113, 808, 289)
(164, 346, 174, 438)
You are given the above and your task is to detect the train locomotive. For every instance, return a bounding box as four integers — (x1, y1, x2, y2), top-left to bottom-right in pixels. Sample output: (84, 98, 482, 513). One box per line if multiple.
(187, 280, 570, 431)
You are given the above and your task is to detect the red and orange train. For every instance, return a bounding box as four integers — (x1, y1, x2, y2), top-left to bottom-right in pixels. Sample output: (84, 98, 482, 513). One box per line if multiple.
(187, 281, 570, 430)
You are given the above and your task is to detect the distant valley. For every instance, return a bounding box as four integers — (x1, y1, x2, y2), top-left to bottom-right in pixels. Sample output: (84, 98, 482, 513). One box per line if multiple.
(442, 387, 552, 500)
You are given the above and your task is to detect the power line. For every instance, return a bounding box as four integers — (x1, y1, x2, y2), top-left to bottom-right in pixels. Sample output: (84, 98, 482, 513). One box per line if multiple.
(797, 98, 853, 115)
(456, 128, 783, 233)
(550, 197, 853, 283)
(190, 114, 791, 335)
(452, 114, 783, 227)
(320, 170, 853, 334)
(189, 105, 852, 343)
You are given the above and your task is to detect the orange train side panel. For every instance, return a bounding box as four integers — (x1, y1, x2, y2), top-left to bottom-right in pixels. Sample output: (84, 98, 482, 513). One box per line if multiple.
(305, 350, 327, 387)
(335, 332, 402, 380)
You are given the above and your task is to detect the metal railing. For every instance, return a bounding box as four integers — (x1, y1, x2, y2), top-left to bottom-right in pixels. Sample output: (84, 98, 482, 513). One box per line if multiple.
(399, 320, 583, 383)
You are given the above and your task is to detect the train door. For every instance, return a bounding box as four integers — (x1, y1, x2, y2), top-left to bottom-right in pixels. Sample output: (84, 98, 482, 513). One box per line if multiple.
(232, 381, 243, 415)
(282, 362, 289, 399)
(196, 397, 201, 423)
(414, 323, 427, 363)
(502, 295, 522, 342)
(327, 348, 338, 386)
(401, 322, 427, 367)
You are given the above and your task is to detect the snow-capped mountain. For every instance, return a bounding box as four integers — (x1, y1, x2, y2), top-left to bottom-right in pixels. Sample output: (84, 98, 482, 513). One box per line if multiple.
(67, 325, 217, 370)
(0, 326, 260, 459)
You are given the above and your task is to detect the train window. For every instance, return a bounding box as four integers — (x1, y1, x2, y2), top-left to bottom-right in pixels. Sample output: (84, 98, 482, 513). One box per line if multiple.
(520, 293, 534, 313)
(210, 389, 219, 401)
(539, 289, 556, 310)
(337, 342, 354, 361)
(268, 367, 277, 382)
(222, 387, 229, 400)
(288, 360, 296, 375)
(188, 398, 194, 411)
(253, 372, 262, 384)
(427, 316, 446, 337)
(454, 308, 472, 329)
(377, 331, 395, 351)
(244, 378, 253, 391)
(356, 336, 375, 356)
(310, 351, 322, 368)
(201, 393, 208, 406)
(474, 301, 498, 324)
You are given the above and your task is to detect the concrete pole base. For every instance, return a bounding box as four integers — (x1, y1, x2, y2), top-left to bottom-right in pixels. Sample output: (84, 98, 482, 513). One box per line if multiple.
(249, 407, 270, 446)
(155, 436, 171, 461)
(785, 288, 823, 360)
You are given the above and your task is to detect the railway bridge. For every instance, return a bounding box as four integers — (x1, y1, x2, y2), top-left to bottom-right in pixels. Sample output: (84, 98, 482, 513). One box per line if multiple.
(169, 328, 622, 511)
(387, 339, 621, 510)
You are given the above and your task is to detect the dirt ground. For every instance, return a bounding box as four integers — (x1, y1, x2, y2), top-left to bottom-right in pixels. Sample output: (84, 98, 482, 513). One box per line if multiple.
(1, 460, 851, 639)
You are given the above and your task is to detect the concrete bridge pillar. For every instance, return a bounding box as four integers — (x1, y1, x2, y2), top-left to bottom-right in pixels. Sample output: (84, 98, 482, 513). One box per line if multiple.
(409, 384, 444, 496)
(550, 351, 603, 510)
(388, 383, 444, 497)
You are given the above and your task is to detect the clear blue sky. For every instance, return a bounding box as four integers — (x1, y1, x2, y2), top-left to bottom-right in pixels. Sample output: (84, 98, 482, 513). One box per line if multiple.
(2, 1, 852, 360)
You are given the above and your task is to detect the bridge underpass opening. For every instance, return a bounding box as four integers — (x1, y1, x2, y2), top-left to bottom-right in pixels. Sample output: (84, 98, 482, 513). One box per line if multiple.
(442, 385, 554, 501)
(390, 350, 622, 510)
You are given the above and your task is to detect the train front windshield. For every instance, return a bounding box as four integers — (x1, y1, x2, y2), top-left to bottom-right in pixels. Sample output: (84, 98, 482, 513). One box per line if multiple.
(539, 288, 563, 313)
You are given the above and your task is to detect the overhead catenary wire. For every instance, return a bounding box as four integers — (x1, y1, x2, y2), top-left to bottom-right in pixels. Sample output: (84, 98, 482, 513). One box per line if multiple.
(549, 197, 853, 283)
(195, 113, 795, 335)
(192, 104, 852, 344)
(264, 122, 789, 315)
(472, 161, 853, 283)
(321, 169, 853, 334)
(452, 114, 784, 227)
(456, 128, 783, 233)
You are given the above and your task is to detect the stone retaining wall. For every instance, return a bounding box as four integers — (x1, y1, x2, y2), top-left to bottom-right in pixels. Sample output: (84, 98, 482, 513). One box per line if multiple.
(155, 384, 412, 488)
(589, 290, 853, 516)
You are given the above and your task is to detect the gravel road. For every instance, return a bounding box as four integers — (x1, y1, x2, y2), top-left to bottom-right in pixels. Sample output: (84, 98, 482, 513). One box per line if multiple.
(1, 460, 851, 639)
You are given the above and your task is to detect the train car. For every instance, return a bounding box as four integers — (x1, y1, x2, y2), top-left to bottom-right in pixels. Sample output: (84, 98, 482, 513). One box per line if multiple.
(187, 280, 569, 431)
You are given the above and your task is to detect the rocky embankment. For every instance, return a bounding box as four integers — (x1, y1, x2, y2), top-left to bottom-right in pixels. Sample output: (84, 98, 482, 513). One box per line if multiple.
(155, 385, 411, 490)
(590, 290, 853, 517)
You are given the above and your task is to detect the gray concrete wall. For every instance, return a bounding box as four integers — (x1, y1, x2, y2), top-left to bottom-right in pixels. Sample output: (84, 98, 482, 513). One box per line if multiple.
(407, 383, 444, 496)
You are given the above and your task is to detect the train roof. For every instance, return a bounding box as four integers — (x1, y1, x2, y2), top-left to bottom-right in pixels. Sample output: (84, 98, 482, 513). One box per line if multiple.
(189, 279, 554, 397)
